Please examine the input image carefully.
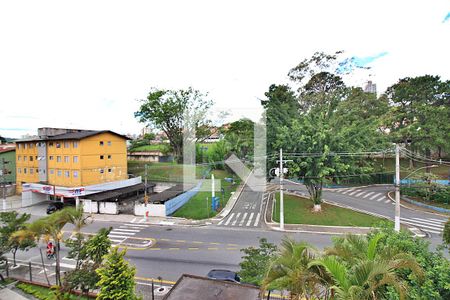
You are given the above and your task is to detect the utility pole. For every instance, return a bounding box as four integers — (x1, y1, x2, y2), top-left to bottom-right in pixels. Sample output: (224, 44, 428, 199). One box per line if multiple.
(144, 164, 149, 221)
(279, 149, 284, 230)
(395, 144, 401, 232)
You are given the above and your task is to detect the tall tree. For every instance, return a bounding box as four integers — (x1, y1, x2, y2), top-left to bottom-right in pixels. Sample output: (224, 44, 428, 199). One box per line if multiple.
(384, 75, 450, 162)
(0, 212, 35, 267)
(96, 247, 139, 300)
(135, 87, 213, 162)
(224, 118, 255, 159)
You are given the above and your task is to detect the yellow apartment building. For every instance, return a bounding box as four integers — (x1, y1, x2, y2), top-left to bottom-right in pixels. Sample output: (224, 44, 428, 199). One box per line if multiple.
(16, 128, 128, 194)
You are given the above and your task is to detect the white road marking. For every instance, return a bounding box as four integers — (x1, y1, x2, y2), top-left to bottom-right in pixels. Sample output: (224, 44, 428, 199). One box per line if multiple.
(239, 213, 248, 226)
(108, 235, 128, 240)
(217, 219, 224, 225)
(246, 212, 254, 226)
(384, 199, 391, 204)
(254, 213, 261, 226)
(411, 217, 446, 225)
(355, 192, 365, 197)
(376, 197, 385, 202)
(53, 263, 75, 269)
(341, 189, 355, 194)
(370, 193, 382, 200)
(109, 231, 136, 236)
(362, 192, 374, 198)
(403, 218, 444, 229)
(113, 228, 140, 232)
(348, 190, 361, 196)
(130, 217, 137, 223)
(121, 225, 144, 229)
(124, 223, 148, 227)
(109, 238, 125, 243)
(231, 213, 241, 226)
(224, 213, 235, 226)
(400, 219, 443, 231)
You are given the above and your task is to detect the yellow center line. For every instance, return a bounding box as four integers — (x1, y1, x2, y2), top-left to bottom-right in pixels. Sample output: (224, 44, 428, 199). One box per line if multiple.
(192, 241, 204, 244)
(207, 247, 219, 250)
(209, 242, 220, 245)
(135, 276, 176, 285)
(227, 244, 238, 246)
(175, 240, 186, 243)
(226, 248, 238, 250)
(188, 248, 199, 250)
(160, 238, 170, 241)
(169, 248, 180, 251)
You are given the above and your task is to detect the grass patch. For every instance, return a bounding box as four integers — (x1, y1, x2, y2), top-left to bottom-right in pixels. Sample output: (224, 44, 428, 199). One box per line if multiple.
(129, 144, 170, 153)
(127, 161, 208, 183)
(373, 158, 449, 179)
(172, 169, 241, 219)
(272, 193, 387, 227)
(16, 282, 91, 300)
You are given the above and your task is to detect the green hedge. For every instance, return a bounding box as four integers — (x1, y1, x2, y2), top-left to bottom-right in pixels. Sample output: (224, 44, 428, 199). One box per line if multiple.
(16, 283, 90, 300)
(401, 186, 450, 204)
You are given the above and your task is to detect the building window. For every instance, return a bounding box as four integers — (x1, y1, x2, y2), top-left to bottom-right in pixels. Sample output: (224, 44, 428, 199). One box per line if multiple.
(108, 155, 111, 159)
(36, 168, 38, 173)
(108, 168, 112, 173)
(73, 141, 78, 148)
(49, 142, 53, 148)
(29, 156, 33, 161)
(99, 141, 104, 146)
(57, 170, 62, 177)
(64, 156, 69, 163)
(64, 142, 70, 148)
(24, 144, 27, 149)
(35, 156, 38, 160)
(30, 169, 34, 174)
(23, 168, 27, 174)
(57, 156, 61, 162)
(100, 155, 104, 160)
(73, 171, 78, 178)
(18, 144, 21, 149)
(56, 143, 61, 148)
(65, 171, 70, 178)
(73, 156, 78, 163)
(49, 156, 54, 161)
(100, 169, 104, 174)
(50, 169, 54, 175)
(23, 156, 27, 161)
(107, 141, 112, 146)
(17, 168, 21, 174)
(29, 143, 33, 149)
(18, 156, 21, 161)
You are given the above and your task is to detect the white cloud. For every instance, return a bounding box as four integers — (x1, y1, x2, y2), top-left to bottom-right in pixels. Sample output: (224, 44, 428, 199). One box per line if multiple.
(0, 0, 448, 138)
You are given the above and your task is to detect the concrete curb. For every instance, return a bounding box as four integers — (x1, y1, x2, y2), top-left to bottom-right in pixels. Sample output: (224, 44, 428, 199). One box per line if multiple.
(386, 191, 450, 216)
(283, 179, 392, 190)
(263, 191, 374, 235)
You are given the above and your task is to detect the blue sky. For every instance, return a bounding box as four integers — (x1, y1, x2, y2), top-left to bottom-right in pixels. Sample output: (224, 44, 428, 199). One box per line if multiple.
(0, 0, 449, 139)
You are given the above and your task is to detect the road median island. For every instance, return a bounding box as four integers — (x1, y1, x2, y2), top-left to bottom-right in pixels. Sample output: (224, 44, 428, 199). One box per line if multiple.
(266, 192, 389, 234)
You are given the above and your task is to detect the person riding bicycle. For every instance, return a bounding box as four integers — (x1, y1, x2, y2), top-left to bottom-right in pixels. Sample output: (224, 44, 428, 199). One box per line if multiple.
(47, 241, 55, 258)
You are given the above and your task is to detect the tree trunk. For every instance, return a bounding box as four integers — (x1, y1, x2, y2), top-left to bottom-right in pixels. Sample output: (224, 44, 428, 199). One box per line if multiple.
(425, 148, 431, 173)
(55, 241, 61, 286)
(312, 204, 322, 212)
(12, 248, 17, 267)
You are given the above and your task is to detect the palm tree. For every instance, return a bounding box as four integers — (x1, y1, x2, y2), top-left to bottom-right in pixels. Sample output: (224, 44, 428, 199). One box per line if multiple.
(13, 207, 86, 286)
(310, 233, 423, 300)
(262, 237, 328, 300)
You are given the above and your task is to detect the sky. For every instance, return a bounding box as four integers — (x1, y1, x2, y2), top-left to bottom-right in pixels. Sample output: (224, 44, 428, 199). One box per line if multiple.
(0, 0, 449, 139)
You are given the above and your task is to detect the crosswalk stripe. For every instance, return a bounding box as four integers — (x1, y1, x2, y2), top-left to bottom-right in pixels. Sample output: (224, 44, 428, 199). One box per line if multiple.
(402, 218, 444, 229)
(124, 223, 148, 227)
(341, 189, 355, 194)
(400, 220, 443, 231)
(109, 231, 136, 236)
(246, 212, 254, 226)
(384, 199, 391, 203)
(348, 190, 361, 196)
(355, 192, 365, 197)
(370, 193, 382, 200)
(121, 226, 144, 229)
(108, 235, 128, 240)
(376, 197, 385, 202)
(109, 238, 125, 243)
(422, 217, 448, 223)
(336, 189, 346, 193)
(224, 213, 235, 226)
(217, 219, 224, 225)
(114, 228, 140, 232)
(411, 217, 446, 225)
(239, 213, 248, 226)
(254, 213, 261, 226)
(362, 192, 374, 198)
(231, 213, 241, 226)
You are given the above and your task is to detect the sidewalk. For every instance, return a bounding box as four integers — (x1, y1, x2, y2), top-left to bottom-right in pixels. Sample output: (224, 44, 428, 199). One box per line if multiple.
(1, 195, 22, 211)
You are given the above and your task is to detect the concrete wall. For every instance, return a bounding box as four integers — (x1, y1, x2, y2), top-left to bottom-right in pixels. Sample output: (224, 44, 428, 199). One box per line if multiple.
(21, 190, 49, 207)
(165, 181, 202, 216)
(98, 201, 119, 214)
(134, 202, 166, 217)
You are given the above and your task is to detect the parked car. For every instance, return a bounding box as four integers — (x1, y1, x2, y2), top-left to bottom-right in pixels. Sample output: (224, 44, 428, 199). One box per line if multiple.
(46, 202, 64, 214)
(206, 269, 241, 283)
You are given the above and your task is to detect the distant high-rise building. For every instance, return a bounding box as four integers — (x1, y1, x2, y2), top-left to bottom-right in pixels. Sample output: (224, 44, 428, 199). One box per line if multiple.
(364, 81, 377, 94)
